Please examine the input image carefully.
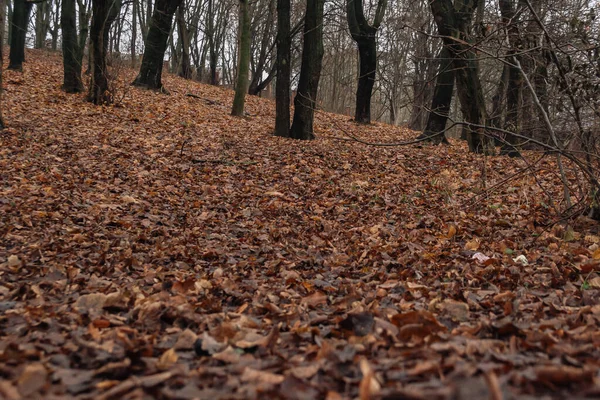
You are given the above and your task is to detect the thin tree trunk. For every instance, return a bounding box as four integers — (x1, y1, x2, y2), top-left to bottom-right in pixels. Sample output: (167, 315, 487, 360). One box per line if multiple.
(131, 0, 137, 67)
(62, 0, 84, 92)
(8, 0, 33, 71)
(346, 0, 386, 124)
(421, 46, 453, 144)
(176, 6, 191, 79)
(429, 0, 494, 154)
(88, 0, 119, 104)
(207, 0, 218, 85)
(0, 0, 5, 129)
(231, 0, 250, 116)
(35, 1, 50, 49)
(274, 0, 290, 136)
(289, 0, 325, 140)
(499, 0, 522, 157)
(77, 0, 91, 69)
(132, 0, 182, 89)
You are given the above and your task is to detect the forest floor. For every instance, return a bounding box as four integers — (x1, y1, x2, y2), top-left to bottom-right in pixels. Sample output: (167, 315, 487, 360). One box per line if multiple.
(1, 49, 600, 399)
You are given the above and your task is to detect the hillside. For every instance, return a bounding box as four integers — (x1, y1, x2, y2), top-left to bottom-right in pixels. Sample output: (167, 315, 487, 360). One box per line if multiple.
(1, 49, 599, 399)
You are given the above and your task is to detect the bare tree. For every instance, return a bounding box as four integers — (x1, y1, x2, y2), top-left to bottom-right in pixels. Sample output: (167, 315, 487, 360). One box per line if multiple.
(346, 0, 386, 124)
(288, 0, 325, 140)
(231, 0, 251, 116)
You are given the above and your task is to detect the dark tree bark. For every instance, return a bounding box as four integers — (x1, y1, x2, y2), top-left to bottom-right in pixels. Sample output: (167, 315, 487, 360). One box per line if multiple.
(78, 0, 91, 68)
(248, 0, 275, 96)
(176, 6, 192, 79)
(35, 1, 51, 49)
(499, 0, 522, 157)
(7, 0, 12, 45)
(62, 0, 84, 93)
(231, 0, 250, 116)
(249, 64, 275, 96)
(132, 0, 183, 89)
(206, 0, 223, 85)
(274, 0, 290, 136)
(8, 0, 33, 71)
(88, 0, 120, 104)
(0, 0, 6, 129)
(489, 63, 509, 129)
(288, 0, 325, 140)
(421, 47, 453, 144)
(346, 0, 386, 124)
(429, 0, 494, 154)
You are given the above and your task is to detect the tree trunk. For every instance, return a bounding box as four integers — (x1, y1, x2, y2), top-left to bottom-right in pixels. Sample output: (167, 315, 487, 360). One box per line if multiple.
(35, 1, 50, 49)
(176, 6, 192, 79)
(354, 38, 376, 123)
(207, 0, 218, 85)
(8, 0, 33, 71)
(0, 0, 5, 129)
(289, 0, 325, 140)
(346, 0, 386, 124)
(62, 0, 83, 93)
(132, 0, 183, 89)
(231, 0, 250, 116)
(421, 46, 453, 144)
(78, 0, 91, 70)
(274, 0, 290, 136)
(88, 0, 119, 104)
(131, 0, 137, 67)
(248, 0, 275, 96)
(489, 63, 509, 129)
(499, 0, 522, 157)
(7, 0, 12, 45)
(501, 54, 521, 156)
(429, 0, 493, 154)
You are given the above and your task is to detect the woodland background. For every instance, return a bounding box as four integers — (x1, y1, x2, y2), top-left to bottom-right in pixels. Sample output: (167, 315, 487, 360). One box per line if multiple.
(1, 0, 600, 399)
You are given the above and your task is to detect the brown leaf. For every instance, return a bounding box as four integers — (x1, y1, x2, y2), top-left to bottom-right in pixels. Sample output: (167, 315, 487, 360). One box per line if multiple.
(173, 329, 198, 350)
(440, 300, 470, 322)
(74, 293, 107, 315)
(241, 367, 285, 385)
(301, 291, 327, 308)
(157, 348, 179, 370)
(391, 310, 447, 341)
(17, 363, 47, 397)
(535, 365, 596, 386)
(339, 312, 375, 336)
(359, 358, 381, 400)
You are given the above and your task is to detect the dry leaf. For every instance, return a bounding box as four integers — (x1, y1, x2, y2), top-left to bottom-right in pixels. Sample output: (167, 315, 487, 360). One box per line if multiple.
(157, 348, 179, 370)
(17, 363, 47, 397)
(359, 358, 381, 400)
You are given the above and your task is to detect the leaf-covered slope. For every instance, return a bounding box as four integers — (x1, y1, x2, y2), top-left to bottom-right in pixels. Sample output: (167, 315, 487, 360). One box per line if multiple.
(1, 50, 599, 399)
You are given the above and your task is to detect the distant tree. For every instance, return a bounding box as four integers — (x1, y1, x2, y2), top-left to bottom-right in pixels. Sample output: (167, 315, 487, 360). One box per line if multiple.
(248, 0, 276, 96)
(498, 0, 522, 157)
(8, 0, 33, 71)
(35, 0, 51, 49)
(77, 0, 92, 69)
(428, 0, 494, 154)
(346, 0, 386, 124)
(420, 47, 453, 144)
(231, 0, 251, 116)
(289, 0, 325, 140)
(62, 0, 84, 92)
(88, 0, 120, 104)
(132, 0, 183, 90)
(0, 0, 5, 129)
(273, 0, 290, 137)
(176, 5, 192, 79)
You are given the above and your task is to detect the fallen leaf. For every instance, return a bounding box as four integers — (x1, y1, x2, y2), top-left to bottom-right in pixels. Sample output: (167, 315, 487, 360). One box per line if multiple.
(157, 348, 179, 370)
(17, 363, 47, 397)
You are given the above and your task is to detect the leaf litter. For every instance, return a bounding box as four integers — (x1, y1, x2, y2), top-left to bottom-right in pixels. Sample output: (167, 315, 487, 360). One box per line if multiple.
(1, 50, 600, 399)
